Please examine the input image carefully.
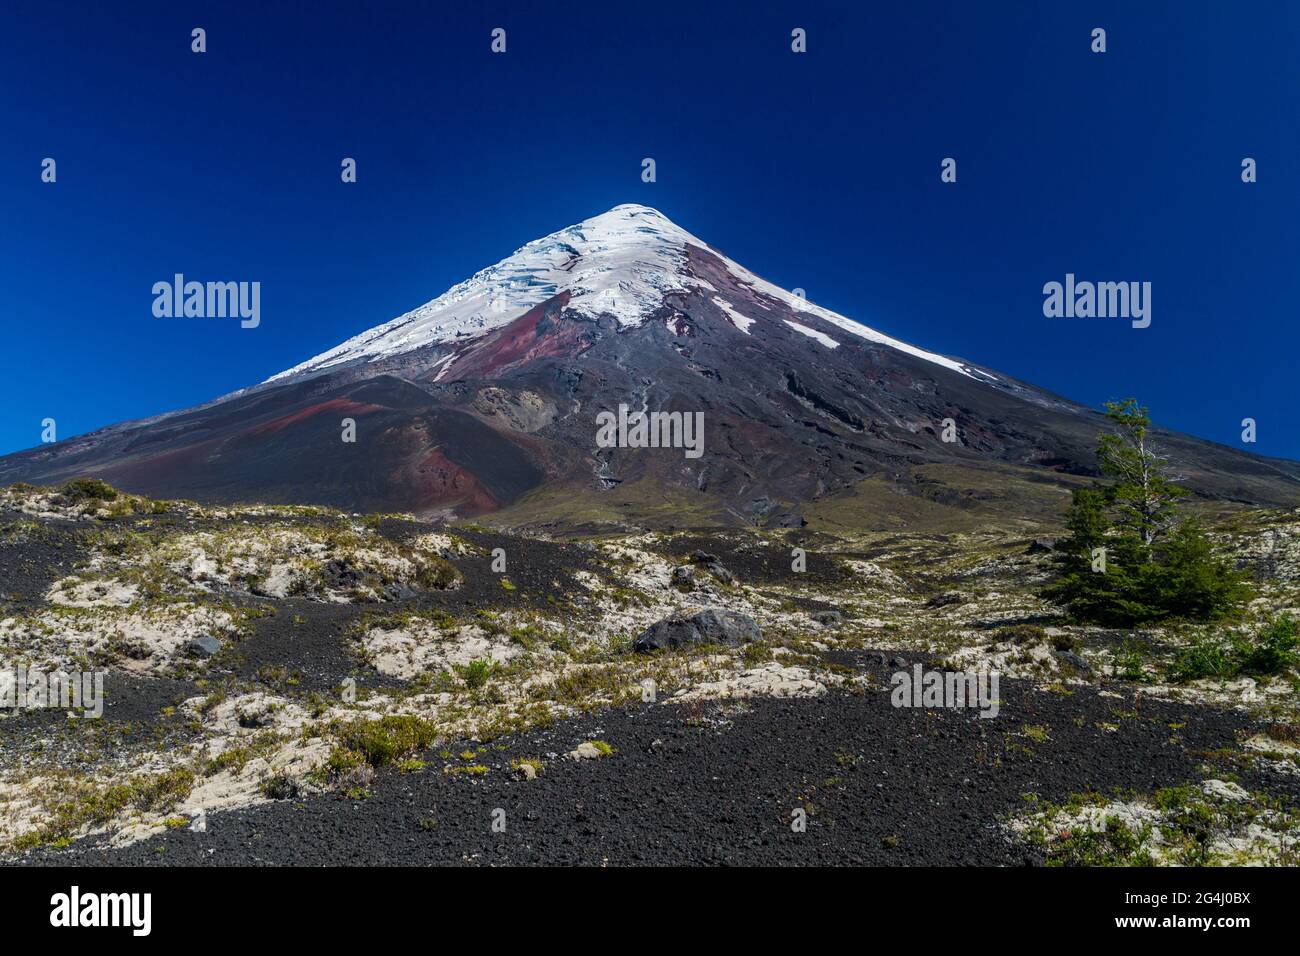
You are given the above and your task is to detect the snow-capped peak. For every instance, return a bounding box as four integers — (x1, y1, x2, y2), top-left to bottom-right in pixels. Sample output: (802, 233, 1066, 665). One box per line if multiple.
(264, 204, 699, 384)
(265, 203, 992, 385)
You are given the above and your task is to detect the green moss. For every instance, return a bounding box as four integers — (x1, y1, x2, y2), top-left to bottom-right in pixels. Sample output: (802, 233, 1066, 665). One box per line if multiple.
(1022, 724, 1050, 743)
(446, 763, 488, 776)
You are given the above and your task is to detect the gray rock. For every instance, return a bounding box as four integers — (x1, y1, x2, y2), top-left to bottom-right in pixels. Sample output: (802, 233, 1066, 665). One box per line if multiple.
(1055, 650, 1093, 676)
(707, 563, 736, 584)
(682, 551, 735, 584)
(927, 590, 965, 608)
(634, 608, 761, 652)
(671, 565, 696, 587)
(1026, 538, 1060, 555)
(812, 610, 844, 626)
(634, 615, 702, 651)
(186, 634, 222, 657)
(693, 608, 760, 644)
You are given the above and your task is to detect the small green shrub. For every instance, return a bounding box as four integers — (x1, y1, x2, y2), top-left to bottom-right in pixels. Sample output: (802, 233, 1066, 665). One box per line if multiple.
(996, 624, 1048, 645)
(1241, 614, 1299, 675)
(1168, 635, 1237, 682)
(1046, 815, 1155, 867)
(332, 715, 439, 768)
(415, 557, 460, 590)
(60, 477, 119, 503)
(133, 768, 195, 812)
(1115, 639, 1150, 682)
(259, 773, 302, 800)
(456, 658, 494, 690)
(1168, 614, 1298, 683)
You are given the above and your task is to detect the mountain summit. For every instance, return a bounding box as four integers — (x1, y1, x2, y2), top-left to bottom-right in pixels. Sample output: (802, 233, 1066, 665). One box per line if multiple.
(266, 203, 991, 388)
(3, 204, 1297, 526)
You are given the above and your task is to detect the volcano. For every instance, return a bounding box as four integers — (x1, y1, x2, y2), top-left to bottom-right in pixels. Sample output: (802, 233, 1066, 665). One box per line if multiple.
(3, 204, 1297, 528)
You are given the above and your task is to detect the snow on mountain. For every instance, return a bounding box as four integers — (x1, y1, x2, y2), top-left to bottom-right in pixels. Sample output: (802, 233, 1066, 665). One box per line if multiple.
(265, 203, 994, 385)
(712, 296, 755, 334)
(783, 319, 841, 348)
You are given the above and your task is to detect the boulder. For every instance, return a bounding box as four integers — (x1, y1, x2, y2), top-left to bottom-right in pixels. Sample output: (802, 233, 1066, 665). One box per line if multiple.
(634, 608, 761, 652)
(186, 634, 222, 658)
(1054, 649, 1093, 677)
(812, 609, 844, 626)
(693, 608, 760, 644)
(707, 564, 736, 584)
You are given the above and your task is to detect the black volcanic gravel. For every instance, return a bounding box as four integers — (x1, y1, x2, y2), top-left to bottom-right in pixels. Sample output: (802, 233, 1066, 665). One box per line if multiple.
(648, 532, 859, 588)
(0, 511, 84, 609)
(16, 670, 1275, 867)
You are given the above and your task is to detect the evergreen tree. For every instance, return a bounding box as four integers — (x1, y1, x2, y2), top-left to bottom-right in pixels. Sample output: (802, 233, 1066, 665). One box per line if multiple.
(1095, 399, 1186, 551)
(1044, 400, 1251, 625)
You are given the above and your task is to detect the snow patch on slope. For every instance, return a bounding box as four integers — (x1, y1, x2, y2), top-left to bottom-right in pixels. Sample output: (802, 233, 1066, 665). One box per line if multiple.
(722, 260, 984, 379)
(783, 320, 840, 348)
(713, 296, 755, 334)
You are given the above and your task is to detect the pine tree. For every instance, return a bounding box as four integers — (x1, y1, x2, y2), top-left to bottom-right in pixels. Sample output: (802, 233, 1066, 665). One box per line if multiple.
(1044, 400, 1251, 625)
(1095, 399, 1186, 552)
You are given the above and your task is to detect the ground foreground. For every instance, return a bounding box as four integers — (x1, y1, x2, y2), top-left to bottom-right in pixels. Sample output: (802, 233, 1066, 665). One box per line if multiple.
(1, 482, 1297, 865)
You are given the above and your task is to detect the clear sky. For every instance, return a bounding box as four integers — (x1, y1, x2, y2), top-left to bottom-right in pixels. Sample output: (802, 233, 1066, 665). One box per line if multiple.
(2, 1, 1296, 458)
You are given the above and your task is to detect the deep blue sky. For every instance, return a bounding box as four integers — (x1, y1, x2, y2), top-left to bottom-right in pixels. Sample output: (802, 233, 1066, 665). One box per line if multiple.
(2, 1, 1297, 458)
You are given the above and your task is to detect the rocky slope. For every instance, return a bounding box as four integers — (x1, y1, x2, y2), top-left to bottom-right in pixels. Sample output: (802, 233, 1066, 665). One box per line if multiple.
(2, 482, 1297, 865)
